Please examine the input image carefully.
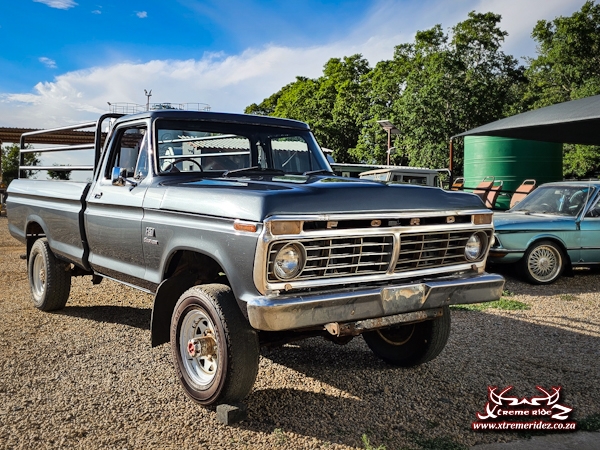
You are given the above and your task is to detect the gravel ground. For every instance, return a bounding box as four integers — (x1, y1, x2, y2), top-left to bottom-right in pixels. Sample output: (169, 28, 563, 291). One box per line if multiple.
(1, 214, 599, 449)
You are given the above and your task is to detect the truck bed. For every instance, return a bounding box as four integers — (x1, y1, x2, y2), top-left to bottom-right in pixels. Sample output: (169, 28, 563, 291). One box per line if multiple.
(8, 179, 91, 268)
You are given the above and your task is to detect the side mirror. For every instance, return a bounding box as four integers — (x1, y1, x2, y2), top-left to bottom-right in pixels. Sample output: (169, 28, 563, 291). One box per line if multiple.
(111, 167, 127, 186)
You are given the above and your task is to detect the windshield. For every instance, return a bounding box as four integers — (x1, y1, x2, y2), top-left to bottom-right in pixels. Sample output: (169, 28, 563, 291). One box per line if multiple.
(510, 185, 594, 216)
(155, 120, 330, 176)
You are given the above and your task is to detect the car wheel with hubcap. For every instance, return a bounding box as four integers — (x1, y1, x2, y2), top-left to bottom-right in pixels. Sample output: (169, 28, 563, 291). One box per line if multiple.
(28, 238, 71, 311)
(170, 284, 259, 406)
(362, 306, 451, 367)
(521, 240, 565, 284)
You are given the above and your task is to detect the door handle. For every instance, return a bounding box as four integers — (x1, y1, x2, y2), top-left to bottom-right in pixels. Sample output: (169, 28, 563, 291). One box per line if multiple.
(94, 192, 103, 199)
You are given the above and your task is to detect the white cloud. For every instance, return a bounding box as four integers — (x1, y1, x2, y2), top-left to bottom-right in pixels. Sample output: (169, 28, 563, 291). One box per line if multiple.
(92, 9, 101, 15)
(474, 0, 584, 60)
(33, 0, 78, 10)
(39, 57, 57, 69)
(136, 11, 148, 19)
(0, 0, 587, 129)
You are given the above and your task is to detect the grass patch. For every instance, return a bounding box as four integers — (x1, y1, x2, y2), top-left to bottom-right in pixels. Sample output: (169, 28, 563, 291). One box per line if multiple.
(451, 298, 530, 311)
(451, 289, 528, 311)
(361, 434, 386, 450)
(272, 428, 287, 444)
(578, 413, 600, 431)
(558, 294, 579, 301)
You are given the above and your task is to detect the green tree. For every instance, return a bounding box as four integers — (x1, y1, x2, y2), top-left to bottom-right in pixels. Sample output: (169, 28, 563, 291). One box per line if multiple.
(391, 13, 525, 172)
(1, 144, 39, 185)
(352, 13, 525, 171)
(525, 1, 600, 178)
(247, 11, 525, 171)
(246, 55, 372, 162)
(349, 53, 412, 164)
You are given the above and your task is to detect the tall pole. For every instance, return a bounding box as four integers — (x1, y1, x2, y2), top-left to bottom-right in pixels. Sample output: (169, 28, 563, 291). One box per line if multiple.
(449, 138, 454, 173)
(378, 120, 399, 166)
(144, 89, 152, 111)
(386, 129, 391, 165)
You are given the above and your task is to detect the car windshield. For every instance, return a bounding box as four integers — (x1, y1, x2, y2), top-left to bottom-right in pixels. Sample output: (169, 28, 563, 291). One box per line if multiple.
(510, 185, 594, 216)
(155, 120, 330, 176)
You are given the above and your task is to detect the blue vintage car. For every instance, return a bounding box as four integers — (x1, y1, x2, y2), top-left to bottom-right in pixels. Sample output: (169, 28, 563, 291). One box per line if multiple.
(489, 181, 600, 284)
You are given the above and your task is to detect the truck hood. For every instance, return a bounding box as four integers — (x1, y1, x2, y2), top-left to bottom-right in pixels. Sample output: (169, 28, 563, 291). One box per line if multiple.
(493, 211, 578, 232)
(154, 175, 486, 221)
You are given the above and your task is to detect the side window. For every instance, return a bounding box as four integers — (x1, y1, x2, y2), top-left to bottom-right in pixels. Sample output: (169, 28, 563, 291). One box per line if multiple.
(107, 127, 147, 179)
(271, 136, 313, 173)
(404, 175, 428, 185)
(586, 196, 600, 218)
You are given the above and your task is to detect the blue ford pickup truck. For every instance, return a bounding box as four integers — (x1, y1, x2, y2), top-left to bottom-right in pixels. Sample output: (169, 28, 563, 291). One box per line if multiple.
(6, 110, 504, 407)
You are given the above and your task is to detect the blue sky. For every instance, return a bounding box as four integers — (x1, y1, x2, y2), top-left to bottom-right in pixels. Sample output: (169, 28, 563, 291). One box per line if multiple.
(0, 0, 586, 129)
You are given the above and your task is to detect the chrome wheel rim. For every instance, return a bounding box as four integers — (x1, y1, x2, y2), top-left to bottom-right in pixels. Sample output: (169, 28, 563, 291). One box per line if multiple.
(180, 308, 218, 388)
(31, 252, 46, 301)
(528, 245, 561, 283)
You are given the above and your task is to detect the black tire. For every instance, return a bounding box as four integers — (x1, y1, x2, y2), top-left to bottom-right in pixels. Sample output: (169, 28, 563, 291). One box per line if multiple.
(28, 238, 71, 311)
(362, 306, 451, 367)
(520, 240, 565, 285)
(170, 284, 259, 406)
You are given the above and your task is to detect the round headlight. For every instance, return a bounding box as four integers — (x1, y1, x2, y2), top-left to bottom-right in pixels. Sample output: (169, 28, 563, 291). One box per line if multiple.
(273, 243, 305, 280)
(465, 233, 484, 261)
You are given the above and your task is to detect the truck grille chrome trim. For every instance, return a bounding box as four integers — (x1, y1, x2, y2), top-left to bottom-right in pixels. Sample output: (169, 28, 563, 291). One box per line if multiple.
(266, 230, 492, 282)
(256, 211, 495, 294)
(394, 230, 492, 272)
(268, 236, 393, 281)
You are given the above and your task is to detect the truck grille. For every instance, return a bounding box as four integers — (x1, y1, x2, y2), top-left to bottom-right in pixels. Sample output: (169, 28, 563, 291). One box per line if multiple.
(266, 230, 491, 283)
(268, 236, 393, 281)
(394, 230, 490, 272)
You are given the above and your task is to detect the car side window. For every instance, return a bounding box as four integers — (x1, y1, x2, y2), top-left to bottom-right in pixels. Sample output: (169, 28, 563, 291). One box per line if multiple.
(586, 197, 600, 218)
(106, 127, 148, 179)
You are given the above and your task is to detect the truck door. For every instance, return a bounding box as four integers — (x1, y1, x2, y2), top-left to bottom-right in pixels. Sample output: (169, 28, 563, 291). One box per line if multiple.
(85, 124, 149, 285)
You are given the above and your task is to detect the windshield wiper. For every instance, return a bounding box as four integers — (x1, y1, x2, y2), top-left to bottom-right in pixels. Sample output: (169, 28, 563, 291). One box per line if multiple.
(222, 166, 286, 177)
(303, 169, 335, 176)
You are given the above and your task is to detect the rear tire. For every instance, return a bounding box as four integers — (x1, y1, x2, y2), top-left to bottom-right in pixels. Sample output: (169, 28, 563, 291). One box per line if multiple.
(28, 238, 71, 311)
(170, 284, 259, 406)
(363, 306, 451, 367)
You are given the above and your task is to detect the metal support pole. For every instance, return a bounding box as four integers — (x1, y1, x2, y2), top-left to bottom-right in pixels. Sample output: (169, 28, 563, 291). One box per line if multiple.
(386, 129, 391, 165)
(449, 138, 454, 172)
(144, 89, 152, 111)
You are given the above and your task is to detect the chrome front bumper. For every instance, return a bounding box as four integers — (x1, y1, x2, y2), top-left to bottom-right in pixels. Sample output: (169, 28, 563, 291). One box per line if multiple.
(246, 272, 505, 331)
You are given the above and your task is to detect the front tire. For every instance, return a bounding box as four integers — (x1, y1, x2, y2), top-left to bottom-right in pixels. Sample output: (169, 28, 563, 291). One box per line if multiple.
(363, 306, 451, 367)
(521, 240, 565, 284)
(28, 238, 71, 311)
(170, 284, 259, 406)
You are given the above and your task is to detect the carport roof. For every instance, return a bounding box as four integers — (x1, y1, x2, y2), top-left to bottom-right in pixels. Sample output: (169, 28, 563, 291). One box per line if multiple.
(0, 127, 100, 145)
(455, 94, 600, 145)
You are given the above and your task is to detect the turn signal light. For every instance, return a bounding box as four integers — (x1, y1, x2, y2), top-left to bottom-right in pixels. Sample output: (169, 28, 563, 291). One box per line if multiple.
(271, 221, 302, 235)
(233, 221, 257, 233)
(472, 214, 492, 225)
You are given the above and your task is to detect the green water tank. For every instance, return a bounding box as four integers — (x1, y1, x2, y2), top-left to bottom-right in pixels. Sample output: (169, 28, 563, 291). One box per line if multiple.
(463, 136, 563, 210)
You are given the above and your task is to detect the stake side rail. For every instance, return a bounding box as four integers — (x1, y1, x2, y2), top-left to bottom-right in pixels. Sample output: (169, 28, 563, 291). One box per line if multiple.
(18, 113, 123, 179)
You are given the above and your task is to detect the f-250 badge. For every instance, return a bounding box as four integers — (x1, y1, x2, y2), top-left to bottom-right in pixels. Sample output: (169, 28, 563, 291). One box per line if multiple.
(144, 227, 159, 245)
